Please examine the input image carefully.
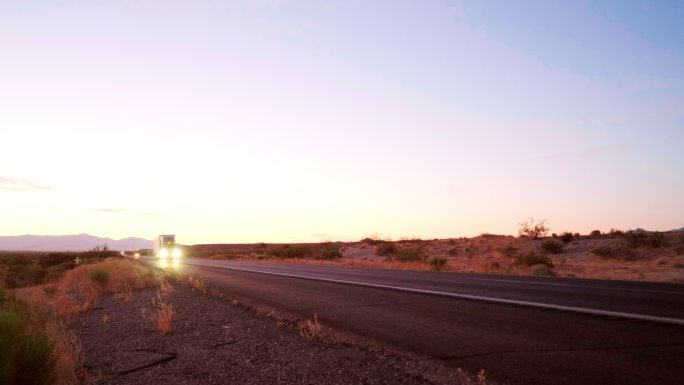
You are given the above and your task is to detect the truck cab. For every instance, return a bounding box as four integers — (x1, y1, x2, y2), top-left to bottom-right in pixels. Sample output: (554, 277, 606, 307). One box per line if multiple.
(154, 234, 182, 259)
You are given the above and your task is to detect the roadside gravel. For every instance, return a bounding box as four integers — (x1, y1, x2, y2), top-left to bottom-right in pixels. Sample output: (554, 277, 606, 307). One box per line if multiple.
(72, 282, 486, 385)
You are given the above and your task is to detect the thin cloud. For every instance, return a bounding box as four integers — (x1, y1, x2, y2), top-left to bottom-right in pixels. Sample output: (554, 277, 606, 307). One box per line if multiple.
(90, 208, 128, 213)
(0, 176, 52, 191)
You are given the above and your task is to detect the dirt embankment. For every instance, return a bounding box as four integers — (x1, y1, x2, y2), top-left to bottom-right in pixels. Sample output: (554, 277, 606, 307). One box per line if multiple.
(73, 280, 488, 385)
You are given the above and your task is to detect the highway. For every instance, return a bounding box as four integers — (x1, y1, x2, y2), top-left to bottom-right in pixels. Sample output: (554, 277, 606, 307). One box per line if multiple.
(150, 258, 684, 385)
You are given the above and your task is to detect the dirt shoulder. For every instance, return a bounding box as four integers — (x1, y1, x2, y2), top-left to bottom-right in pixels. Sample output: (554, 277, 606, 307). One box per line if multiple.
(72, 281, 485, 385)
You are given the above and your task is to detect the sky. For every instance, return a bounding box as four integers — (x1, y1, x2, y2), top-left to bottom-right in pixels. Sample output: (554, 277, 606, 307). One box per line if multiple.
(1, 0, 683, 244)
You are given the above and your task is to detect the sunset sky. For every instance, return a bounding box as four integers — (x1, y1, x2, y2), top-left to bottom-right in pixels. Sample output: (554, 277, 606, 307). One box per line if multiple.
(1, 1, 683, 244)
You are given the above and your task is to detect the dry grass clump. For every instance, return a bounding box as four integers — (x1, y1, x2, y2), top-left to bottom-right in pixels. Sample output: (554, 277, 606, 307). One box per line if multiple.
(142, 282, 176, 335)
(298, 313, 321, 339)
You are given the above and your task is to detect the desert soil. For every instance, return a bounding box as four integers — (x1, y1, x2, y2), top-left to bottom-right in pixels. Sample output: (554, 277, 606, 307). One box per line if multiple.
(72, 282, 478, 385)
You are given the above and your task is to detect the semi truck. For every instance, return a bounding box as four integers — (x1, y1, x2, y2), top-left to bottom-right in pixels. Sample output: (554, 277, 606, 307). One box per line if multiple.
(154, 234, 182, 259)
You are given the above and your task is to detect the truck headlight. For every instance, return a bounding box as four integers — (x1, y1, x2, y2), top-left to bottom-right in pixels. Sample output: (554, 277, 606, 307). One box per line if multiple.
(172, 248, 182, 258)
(159, 248, 169, 258)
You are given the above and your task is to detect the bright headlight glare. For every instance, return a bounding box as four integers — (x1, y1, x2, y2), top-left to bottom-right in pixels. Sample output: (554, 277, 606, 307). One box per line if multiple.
(159, 248, 169, 258)
(172, 248, 182, 258)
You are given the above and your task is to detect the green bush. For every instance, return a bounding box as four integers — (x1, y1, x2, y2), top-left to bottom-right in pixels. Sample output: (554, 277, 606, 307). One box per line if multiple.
(541, 240, 564, 254)
(0, 303, 57, 385)
(514, 252, 554, 268)
(428, 256, 447, 271)
(623, 231, 667, 248)
(89, 268, 110, 286)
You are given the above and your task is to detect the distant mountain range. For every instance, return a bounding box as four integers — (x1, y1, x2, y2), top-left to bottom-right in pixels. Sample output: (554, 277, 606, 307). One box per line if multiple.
(0, 234, 152, 251)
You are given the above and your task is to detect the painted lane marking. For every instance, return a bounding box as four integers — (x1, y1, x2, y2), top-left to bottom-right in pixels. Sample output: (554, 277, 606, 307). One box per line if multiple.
(182, 260, 684, 326)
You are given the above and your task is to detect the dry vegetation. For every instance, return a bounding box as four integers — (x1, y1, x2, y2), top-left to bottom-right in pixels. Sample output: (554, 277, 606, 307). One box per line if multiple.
(0, 256, 166, 385)
(187, 229, 684, 283)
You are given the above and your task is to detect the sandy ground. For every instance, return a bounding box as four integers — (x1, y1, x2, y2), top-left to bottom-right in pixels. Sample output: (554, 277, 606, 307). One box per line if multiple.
(190, 232, 684, 283)
(72, 282, 488, 385)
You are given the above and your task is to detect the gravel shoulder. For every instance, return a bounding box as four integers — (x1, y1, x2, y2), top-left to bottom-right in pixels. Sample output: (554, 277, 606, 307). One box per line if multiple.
(72, 281, 485, 385)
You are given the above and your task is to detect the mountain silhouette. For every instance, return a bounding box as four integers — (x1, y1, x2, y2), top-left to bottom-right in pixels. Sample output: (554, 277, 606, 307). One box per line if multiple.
(0, 234, 152, 251)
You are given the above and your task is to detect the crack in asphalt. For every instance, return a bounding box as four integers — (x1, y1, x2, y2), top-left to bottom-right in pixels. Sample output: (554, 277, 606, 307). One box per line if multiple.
(439, 341, 684, 361)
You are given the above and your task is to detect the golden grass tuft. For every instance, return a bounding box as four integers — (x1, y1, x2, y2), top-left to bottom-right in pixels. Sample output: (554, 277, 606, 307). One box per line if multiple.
(298, 313, 322, 339)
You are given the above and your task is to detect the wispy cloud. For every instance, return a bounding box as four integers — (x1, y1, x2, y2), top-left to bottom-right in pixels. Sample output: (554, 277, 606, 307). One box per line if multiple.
(87, 208, 167, 219)
(90, 208, 128, 213)
(311, 233, 332, 239)
(0, 176, 52, 191)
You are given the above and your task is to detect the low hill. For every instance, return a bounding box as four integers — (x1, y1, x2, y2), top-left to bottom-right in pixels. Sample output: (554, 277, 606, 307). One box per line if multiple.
(0, 234, 151, 251)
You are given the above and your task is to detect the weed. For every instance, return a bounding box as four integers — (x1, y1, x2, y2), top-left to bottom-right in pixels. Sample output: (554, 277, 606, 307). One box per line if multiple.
(298, 313, 321, 339)
(428, 256, 448, 271)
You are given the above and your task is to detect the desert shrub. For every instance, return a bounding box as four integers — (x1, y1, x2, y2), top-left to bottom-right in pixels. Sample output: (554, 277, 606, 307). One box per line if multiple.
(0, 302, 58, 385)
(514, 252, 554, 268)
(623, 231, 667, 248)
(0, 287, 6, 304)
(529, 264, 557, 277)
(500, 246, 518, 257)
(447, 247, 459, 256)
(590, 230, 602, 238)
(45, 262, 75, 282)
(384, 249, 424, 263)
(428, 256, 447, 271)
(375, 242, 398, 256)
(320, 248, 342, 260)
(541, 240, 564, 254)
(1, 255, 33, 266)
(89, 269, 110, 286)
(268, 245, 311, 259)
(592, 246, 635, 261)
(4, 265, 47, 288)
(38, 253, 76, 269)
(608, 228, 624, 237)
(559, 232, 573, 243)
(518, 218, 549, 239)
(255, 242, 267, 249)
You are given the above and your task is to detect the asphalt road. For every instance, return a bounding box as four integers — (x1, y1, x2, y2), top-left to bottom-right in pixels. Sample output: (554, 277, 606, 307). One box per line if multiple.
(148, 258, 684, 385)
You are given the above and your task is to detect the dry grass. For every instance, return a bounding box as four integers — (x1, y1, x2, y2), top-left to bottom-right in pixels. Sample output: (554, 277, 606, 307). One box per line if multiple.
(298, 313, 322, 339)
(3, 258, 167, 384)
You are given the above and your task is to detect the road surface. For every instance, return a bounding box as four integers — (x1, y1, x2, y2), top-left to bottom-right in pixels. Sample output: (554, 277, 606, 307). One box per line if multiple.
(147, 258, 684, 385)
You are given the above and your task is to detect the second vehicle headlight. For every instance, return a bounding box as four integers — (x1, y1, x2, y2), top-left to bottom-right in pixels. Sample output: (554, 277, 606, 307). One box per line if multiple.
(172, 248, 182, 258)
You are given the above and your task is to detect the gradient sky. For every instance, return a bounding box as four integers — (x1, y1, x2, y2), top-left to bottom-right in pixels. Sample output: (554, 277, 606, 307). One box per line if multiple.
(1, 0, 683, 244)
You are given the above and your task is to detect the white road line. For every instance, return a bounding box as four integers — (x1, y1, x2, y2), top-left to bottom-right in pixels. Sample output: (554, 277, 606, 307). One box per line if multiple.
(467, 278, 678, 294)
(181, 260, 684, 326)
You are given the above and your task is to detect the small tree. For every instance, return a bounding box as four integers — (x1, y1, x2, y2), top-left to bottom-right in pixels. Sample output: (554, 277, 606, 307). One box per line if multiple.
(518, 218, 549, 239)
